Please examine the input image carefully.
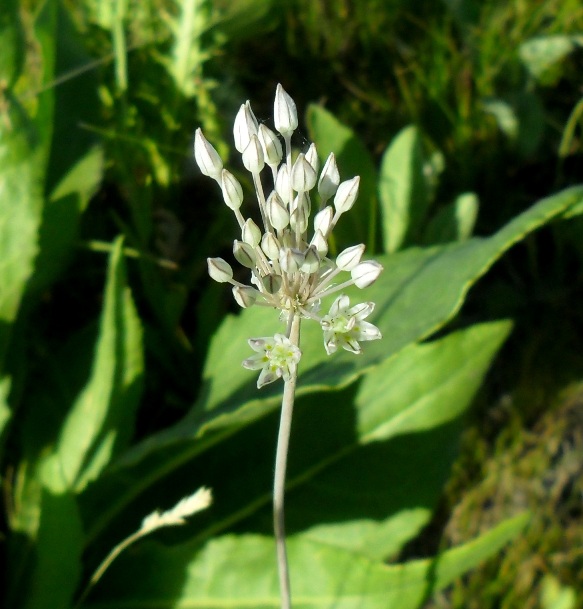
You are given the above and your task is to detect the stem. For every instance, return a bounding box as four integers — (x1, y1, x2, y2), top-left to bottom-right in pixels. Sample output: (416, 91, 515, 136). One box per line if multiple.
(274, 314, 301, 609)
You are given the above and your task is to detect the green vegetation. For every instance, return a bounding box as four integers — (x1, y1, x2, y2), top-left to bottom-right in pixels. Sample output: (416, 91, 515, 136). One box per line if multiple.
(1, 0, 582, 607)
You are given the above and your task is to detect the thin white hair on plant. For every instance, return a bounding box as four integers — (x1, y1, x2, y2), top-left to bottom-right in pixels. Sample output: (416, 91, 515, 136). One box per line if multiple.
(195, 84, 382, 609)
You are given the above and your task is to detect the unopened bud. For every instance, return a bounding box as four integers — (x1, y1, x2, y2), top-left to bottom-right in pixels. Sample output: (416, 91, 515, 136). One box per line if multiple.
(258, 124, 283, 167)
(267, 191, 290, 230)
(242, 218, 262, 247)
(336, 244, 365, 271)
(291, 153, 317, 192)
(310, 229, 328, 257)
(318, 152, 340, 203)
(334, 176, 360, 215)
(232, 285, 258, 308)
(274, 83, 298, 136)
(275, 163, 291, 205)
(221, 169, 243, 210)
(194, 129, 223, 180)
(261, 232, 280, 260)
(242, 134, 265, 174)
(233, 102, 258, 153)
(207, 257, 233, 283)
(301, 245, 320, 273)
(261, 273, 283, 294)
(305, 143, 319, 174)
(351, 260, 383, 288)
(280, 247, 304, 275)
(233, 240, 257, 269)
(313, 205, 334, 235)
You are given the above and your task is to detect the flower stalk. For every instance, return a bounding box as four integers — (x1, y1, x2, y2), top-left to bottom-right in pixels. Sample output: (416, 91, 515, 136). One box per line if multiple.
(195, 84, 383, 608)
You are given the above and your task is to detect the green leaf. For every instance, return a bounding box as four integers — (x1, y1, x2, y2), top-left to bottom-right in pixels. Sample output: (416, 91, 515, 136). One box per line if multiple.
(30, 146, 103, 293)
(423, 192, 479, 244)
(81, 185, 583, 542)
(378, 125, 430, 253)
(54, 236, 144, 492)
(306, 104, 377, 249)
(84, 513, 529, 608)
(0, 0, 25, 86)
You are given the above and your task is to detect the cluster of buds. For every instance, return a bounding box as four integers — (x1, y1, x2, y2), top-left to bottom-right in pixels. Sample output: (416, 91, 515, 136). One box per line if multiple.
(195, 84, 382, 387)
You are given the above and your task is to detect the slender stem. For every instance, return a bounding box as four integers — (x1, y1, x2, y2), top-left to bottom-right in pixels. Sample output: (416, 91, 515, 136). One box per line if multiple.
(274, 314, 301, 609)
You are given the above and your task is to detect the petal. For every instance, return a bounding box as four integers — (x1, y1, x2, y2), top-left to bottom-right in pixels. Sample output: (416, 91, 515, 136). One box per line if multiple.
(257, 367, 278, 388)
(341, 336, 362, 354)
(242, 354, 268, 370)
(354, 321, 382, 340)
(348, 301, 375, 320)
(330, 294, 349, 316)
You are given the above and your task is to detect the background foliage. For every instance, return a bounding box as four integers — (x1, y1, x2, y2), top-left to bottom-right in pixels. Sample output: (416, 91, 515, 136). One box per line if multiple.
(1, 0, 582, 607)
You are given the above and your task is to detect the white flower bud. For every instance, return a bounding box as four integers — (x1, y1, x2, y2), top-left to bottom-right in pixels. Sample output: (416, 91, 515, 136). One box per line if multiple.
(194, 129, 223, 180)
(305, 143, 319, 174)
(266, 191, 290, 230)
(351, 260, 383, 288)
(290, 196, 308, 234)
(310, 229, 328, 257)
(336, 244, 365, 271)
(220, 169, 243, 210)
(275, 163, 291, 205)
(291, 153, 317, 192)
(280, 247, 304, 275)
(318, 152, 340, 203)
(242, 218, 262, 247)
(233, 102, 258, 153)
(334, 176, 360, 215)
(233, 285, 258, 308)
(261, 232, 280, 260)
(258, 124, 283, 167)
(313, 205, 334, 235)
(301, 245, 320, 273)
(274, 83, 298, 136)
(261, 273, 282, 294)
(207, 257, 233, 283)
(242, 134, 265, 174)
(233, 240, 257, 269)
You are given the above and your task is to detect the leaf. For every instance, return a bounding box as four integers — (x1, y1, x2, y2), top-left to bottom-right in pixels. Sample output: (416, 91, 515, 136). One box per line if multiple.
(423, 192, 479, 244)
(306, 104, 377, 249)
(30, 146, 104, 293)
(378, 125, 429, 253)
(80, 185, 583, 542)
(84, 513, 529, 609)
(53, 236, 143, 492)
(0, 0, 25, 86)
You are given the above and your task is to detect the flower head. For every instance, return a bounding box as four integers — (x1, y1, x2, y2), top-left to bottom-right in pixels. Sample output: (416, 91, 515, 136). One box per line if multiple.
(195, 85, 383, 386)
(242, 334, 302, 388)
(321, 295, 381, 355)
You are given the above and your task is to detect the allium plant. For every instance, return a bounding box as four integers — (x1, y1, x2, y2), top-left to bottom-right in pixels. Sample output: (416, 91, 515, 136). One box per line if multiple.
(195, 84, 382, 609)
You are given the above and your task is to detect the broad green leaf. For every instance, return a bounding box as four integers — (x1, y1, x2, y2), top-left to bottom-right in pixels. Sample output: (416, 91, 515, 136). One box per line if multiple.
(81, 185, 583, 541)
(19, 457, 84, 609)
(84, 513, 529, 609)
(306, 104, 377, 249)
(30, 146, 103, 293)
(54, 237, 143, 492)
(423, 192, 479, 244)
(378, 125, 429, 253)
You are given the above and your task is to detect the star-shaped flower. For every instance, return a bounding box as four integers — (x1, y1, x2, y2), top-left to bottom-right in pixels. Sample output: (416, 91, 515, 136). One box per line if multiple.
(320, 295, 382, 355)
(242, 334, 302, 388)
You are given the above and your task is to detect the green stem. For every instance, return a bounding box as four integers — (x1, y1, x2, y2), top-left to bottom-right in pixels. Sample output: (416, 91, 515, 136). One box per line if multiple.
(273, 314, 301, 609)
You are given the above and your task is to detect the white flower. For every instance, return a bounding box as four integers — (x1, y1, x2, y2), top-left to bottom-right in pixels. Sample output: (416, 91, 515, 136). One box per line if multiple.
(321, 295, 382, 355)
(242, 334, 302, 388)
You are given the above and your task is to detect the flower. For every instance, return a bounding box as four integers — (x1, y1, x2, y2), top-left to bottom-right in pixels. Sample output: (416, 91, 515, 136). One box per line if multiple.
(242, 334, 302, 388)
(195, 85, 383, 386)
(321, 295, 381, 355)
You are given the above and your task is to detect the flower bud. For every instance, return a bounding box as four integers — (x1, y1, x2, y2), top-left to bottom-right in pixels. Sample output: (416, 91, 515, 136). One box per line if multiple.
(336, 244, 365, 271)
(261, 232, 280, 260)
(232, 285, 258, 308)
(258, 124, 283, 167)
(310, 229, 328, 257)
(242, 218, 262, 247)
(291, 153, 317, 192)
(290, 197, 308, 234)
(334, 176, 360, 215)
(242, 134, 265, 174)
(305, 143, 319, 174)
(275, 163, 291, 205)
(313, 205, 334, 235)
(266, 191, 290, 230)
(274, 83, 298, 136)
(207, 257, 233, 283)
(318, 152, 340, 203)
(280, 247, 304, 275)
(233, 240, 257, 269)
(194, 129, 223, 180)
(261, 273, 283, 294)
(233, 102, 258, 153)
(301, 245, 320, 273)
(220, 169, 243, 210)
(351, 260, 383, 288)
